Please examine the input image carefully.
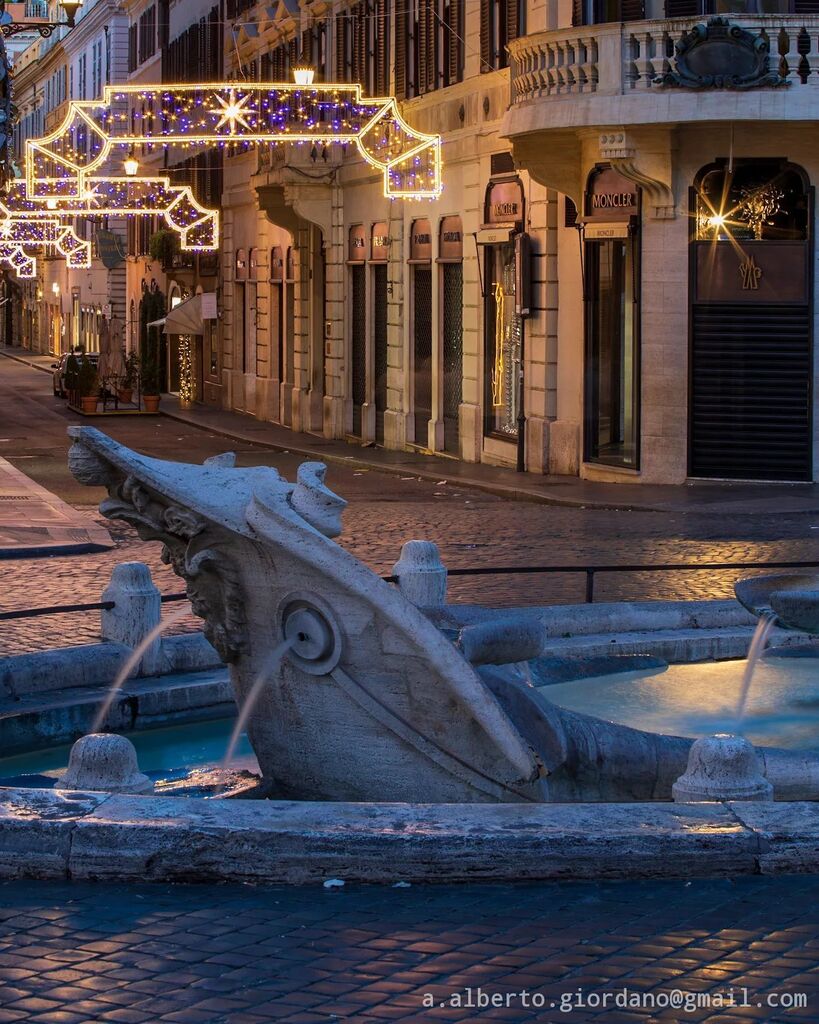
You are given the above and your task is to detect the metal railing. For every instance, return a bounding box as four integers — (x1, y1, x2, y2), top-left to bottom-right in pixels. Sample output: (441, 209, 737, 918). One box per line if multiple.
(3, 560, 819, 624)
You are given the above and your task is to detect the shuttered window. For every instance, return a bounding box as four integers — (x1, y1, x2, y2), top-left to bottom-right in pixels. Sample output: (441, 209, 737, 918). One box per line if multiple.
(572, 0, 646, 24)
(162, 5, 222, 83)
(480, 0, 525, 72)
(400, 0, 464, 97)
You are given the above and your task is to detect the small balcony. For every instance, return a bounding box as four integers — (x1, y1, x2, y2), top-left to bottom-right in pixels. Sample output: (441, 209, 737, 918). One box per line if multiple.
(505, 15, 819, 135)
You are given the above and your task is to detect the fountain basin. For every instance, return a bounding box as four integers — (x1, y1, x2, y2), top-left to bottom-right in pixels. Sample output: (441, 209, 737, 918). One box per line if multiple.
(540, 657, 819, 751)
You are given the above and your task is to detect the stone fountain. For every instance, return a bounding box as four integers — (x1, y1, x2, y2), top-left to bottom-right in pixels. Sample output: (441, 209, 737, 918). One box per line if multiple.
(64, 427, 819, 806)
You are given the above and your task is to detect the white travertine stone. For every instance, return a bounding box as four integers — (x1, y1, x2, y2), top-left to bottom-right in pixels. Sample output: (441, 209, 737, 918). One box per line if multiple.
(58, 734, 153, 795)
(672, 734, 773, 803)
(392, 540, 447, 608)
(101, 563, 162, 676)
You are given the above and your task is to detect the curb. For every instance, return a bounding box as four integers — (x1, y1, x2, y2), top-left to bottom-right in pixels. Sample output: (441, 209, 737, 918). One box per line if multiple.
(0, 788, 797, 884)
(0, 348, 52, 375)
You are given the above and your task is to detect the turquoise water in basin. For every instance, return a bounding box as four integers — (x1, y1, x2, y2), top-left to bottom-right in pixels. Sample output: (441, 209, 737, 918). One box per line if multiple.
(541, 656, 819, 750)
(0, 718, 258, 790)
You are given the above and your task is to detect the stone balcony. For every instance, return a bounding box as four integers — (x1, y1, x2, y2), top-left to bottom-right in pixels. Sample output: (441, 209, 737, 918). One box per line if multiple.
(503, 15, 819, 137)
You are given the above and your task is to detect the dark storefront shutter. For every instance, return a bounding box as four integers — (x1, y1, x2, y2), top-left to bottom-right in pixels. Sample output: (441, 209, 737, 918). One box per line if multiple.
(394, 2, 408, 96)
(621, 0, 645, 20)
(480, 0, 491, 71)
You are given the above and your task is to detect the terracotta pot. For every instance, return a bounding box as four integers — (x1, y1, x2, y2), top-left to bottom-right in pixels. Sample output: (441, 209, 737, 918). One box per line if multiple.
(80, 396, 98, 414)
(117, 388, 134, 404)
(143, 395, 161, 413)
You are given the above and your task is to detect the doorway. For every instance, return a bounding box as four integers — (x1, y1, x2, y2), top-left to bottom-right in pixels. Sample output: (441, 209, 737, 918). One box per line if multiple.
(413, 265, 432, 446)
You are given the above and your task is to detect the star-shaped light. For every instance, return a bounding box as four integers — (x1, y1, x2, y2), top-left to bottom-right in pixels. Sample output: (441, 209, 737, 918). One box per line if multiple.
(210, 89, 254, 134)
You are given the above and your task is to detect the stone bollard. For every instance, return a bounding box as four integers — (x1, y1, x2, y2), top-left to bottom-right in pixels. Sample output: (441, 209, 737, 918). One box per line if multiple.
(392, 540, 447, 608)
(101, 562, 162, 676)
(672, 733, 773, 802)
(57, 733, 153, 794)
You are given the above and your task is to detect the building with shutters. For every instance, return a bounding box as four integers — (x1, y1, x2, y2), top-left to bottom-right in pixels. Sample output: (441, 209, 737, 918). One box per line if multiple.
(504, 0, 819, 484)
(216, 0, 560, 472)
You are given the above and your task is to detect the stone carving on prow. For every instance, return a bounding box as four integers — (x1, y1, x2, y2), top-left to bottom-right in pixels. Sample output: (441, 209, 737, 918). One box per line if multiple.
(289, 462, 347, 538)
(98, 473, 246, 663)
(179, 547, 246, 664)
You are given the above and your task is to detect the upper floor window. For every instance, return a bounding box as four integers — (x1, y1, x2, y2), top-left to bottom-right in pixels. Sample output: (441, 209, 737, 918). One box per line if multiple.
(334, 1, 390, 95)
(480, 0, 524, 72)
(396, 0, 464, 98)
(572, 0, 643, 23)
(162, 6, 222, 84)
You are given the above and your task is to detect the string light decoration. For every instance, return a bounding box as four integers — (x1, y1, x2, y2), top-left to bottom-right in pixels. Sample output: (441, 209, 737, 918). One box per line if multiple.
(178, 334, 193, 405)
(4, 180, 218, 252)
(25, 82, 443, 207)
(0, 205, 92, 269)
(0, 246, 36, 278)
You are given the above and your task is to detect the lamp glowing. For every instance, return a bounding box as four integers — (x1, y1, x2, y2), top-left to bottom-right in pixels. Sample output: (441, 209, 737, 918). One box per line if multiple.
(58, 0, 83, 28)
(52, 281, 60, 295)
(292, 64, 315, 87)
(124, 154, 139, 176)
(707, 214, 727, 230)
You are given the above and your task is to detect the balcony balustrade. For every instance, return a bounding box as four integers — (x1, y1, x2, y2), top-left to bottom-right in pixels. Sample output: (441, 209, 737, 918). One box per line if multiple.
(508, 16, 819, 104)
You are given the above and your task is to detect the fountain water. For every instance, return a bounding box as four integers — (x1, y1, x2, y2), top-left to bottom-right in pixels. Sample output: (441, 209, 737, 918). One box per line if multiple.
(221, 638, 294, 779)
(735, 609, 777, 732)
(91, 603, 192, 732)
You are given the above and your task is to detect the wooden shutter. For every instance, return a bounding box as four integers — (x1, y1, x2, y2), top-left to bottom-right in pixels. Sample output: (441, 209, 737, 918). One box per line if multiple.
(376, 0, 388, 94)
(394, 0, 408, 97)
(621, 0, 645, 19)
(447, 0, 463, 84)
(418, 0, 429, 91)
(335, 13, 346, 80)
(427, 0, 437, 92)
(571, 0, 583, 26)
(794, 0, 819, 11)
(480, 0, 491, 72)
(302, 28, 312, 63)
(506, 0, 521, 45)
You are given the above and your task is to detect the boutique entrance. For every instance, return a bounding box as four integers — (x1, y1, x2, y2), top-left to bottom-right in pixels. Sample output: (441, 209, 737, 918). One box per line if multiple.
(583, 166, 640, 470)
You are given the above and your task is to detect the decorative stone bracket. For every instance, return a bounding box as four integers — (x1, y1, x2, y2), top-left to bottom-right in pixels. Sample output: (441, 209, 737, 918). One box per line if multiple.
(599, 132, 676, 220)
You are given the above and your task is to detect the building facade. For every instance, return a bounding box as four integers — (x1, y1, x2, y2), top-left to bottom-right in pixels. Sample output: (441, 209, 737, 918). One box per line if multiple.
(11, 0, 819, 484)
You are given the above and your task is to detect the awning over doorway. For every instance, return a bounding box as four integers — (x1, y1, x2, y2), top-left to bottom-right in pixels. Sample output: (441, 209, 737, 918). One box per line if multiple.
(162, 294, 204, 335)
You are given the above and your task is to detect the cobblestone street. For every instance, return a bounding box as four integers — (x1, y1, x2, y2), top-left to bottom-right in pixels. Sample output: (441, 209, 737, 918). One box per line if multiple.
(2, 356, 819, 653)
(1, 877, 818, 1023)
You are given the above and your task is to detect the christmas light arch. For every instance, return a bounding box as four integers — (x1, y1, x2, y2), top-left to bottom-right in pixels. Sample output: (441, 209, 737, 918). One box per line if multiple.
(4, 179, 218, 251)
(26, 82, 443, 212)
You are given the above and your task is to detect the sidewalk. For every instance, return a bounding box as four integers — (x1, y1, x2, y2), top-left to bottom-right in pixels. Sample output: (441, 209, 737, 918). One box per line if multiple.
(6, 343, 819, 514)
(0, 455, 112, 558)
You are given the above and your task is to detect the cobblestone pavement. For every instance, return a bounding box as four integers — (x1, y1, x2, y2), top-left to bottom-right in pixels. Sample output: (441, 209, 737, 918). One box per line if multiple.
(3, 355, 819, 653)
(1, 877, 818, 1023)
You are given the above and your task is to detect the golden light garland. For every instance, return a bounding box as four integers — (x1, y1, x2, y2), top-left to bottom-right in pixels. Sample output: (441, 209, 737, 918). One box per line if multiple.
(178, 334, 193, 405)
(26, 82, 443, 211)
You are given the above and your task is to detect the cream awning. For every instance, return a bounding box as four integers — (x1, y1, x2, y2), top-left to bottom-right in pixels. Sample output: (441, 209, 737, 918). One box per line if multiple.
(163, 294, 204, 335)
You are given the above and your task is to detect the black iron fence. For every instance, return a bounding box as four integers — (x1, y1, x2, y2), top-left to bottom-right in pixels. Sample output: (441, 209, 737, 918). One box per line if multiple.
(3, 560, 819, 623)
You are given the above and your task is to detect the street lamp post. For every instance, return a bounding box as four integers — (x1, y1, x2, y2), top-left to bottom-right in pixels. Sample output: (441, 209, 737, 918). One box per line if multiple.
(0, 0, 83, 39)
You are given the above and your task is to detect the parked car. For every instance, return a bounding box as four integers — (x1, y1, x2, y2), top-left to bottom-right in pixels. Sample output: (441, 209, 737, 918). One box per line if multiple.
(52, 352, 99, 398)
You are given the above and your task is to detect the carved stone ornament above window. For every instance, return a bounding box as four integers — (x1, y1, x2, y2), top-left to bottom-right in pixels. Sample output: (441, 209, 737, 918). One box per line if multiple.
(656, 18, 788, 90)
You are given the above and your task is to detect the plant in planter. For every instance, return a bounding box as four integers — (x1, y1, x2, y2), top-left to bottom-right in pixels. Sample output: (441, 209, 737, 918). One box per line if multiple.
(141, 357, 161, 413)
(118, 351, 139, 403)
(77, 357, 99, 415)
(148, 229, 180, 268)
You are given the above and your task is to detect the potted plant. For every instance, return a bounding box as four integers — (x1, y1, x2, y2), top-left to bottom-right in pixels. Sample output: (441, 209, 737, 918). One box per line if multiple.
(118, 351, 139, 404)
(148, 229, 180, 269)
(141, 356, 161, 413)
(77, 357, 99, 414)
